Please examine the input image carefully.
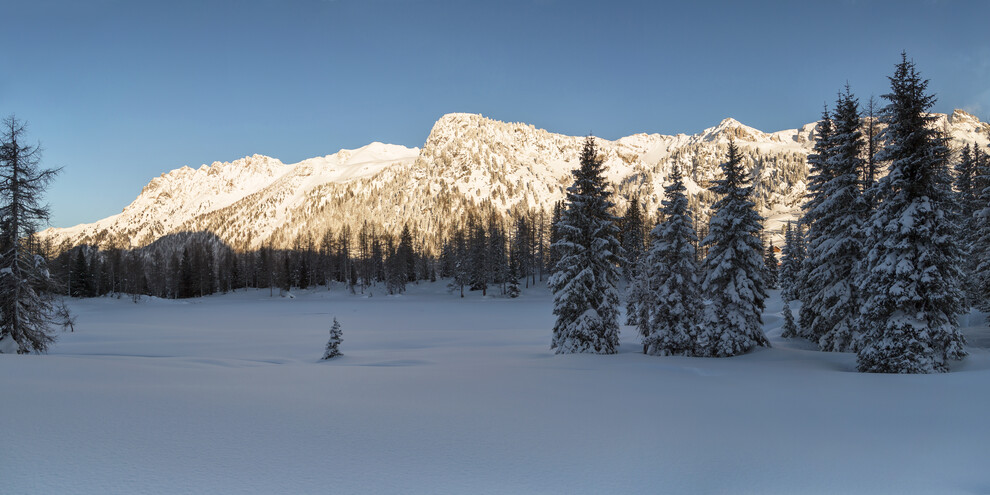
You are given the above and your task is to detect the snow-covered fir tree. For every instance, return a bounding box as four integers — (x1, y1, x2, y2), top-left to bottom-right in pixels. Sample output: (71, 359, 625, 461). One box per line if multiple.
(622, 197, 647, 325)
(973, 146, 990, 311)
(778, 221, 802, 301)
(549, 136, 622, 354)
(856, 54, 966, 373)
(798, 106, 835, 340)
(954, 144, 980, 306)
(626, 258, 652, 333)
(620, 196, 646, 281)
(624, 281, 641, 325)
(486, 214, 510, 295)
(763, 239, 779, 290)
(467, 214, 488, 295)
(698, 141, 770, 357)
(781, 298, 799, 339)
(805, 86, 867, 352)
(506, 274, 520, 298)
(322, 317, 343, 360)
(641, 166, 701, 356)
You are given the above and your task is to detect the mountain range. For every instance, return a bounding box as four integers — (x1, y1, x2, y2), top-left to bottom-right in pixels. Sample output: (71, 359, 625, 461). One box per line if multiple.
(40, 110, 990, 254)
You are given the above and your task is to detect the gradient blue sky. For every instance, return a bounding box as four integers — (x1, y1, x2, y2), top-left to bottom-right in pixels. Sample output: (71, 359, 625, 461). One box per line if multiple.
(3, 0, 989, 228)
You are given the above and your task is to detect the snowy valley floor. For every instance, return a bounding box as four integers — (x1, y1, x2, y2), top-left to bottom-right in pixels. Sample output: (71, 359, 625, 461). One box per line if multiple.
(2, 282, 989, 494)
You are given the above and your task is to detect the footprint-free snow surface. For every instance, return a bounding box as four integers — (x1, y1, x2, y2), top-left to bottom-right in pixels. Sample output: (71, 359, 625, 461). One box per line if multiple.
(2, 282, 989, 494)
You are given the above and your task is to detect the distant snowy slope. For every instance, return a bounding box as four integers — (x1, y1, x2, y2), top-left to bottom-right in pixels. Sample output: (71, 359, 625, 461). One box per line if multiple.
(38, 110, 990, 253)
(43, 143, 419, 250)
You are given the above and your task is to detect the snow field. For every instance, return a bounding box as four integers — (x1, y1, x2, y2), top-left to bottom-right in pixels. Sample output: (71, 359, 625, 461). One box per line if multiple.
(1, 282, 988, 494)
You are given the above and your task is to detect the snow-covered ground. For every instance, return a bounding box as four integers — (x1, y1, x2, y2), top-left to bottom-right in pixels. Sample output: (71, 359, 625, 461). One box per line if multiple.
(2, 282, 988, 494)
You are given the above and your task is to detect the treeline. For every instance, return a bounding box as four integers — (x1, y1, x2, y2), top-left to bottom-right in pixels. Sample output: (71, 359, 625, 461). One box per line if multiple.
(46, 194, 665, 302)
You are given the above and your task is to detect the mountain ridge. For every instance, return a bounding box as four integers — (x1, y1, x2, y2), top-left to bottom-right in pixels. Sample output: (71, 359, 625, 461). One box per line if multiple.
(39, 110, 990, 253)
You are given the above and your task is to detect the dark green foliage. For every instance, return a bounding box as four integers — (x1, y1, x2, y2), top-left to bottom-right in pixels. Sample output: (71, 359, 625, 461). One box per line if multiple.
(619, 196, 646, 281)
(805, 86, 867, 352)
(639, 166, 701, 356)
(798, 106, 835, 340)
(321, 317, 343, 360)
(698, 141, 769, 357)
(763, 240, 778, 290)
(70, 249, 93, 297)
(550, 137, 621, 354)
(856, 54, 966, 373)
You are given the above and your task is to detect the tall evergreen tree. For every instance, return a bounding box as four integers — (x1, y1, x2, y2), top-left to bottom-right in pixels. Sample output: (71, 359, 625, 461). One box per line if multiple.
(620, 196, 646, 281)
(487, 214, 509, 294)
(547, 201, 563, 276)
(798, 106, 836, 339)
(972, 147, 990, 310)
(0, 117, 73, 353)
(397, 224, 416, 283)
(621, 197, 647, 324)
(550, 137, 621, 354)
(70, 249, 93, 297)
(510, 214, 533, 287)
(698, 141, 770, 356)
(955, 144, 980, 306)
(385, 247, 407, 295)
(626, 258, 652, 336)
(806, 86, 867, 352)
(178, 247, 195, 298)
(778, 221, 802, 302)
(447, 226, 470, 297)
(781, 298, 799, 339)
(763, 240, 779, 290)
(955, 144, 978, 213)
(467, 214, 488, 295)
(857, 54, 966, 373)
(641, 166, 701, 356)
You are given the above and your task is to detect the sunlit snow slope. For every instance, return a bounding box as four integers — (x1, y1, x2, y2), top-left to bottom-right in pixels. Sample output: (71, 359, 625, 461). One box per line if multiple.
(40, 110, 990, 252)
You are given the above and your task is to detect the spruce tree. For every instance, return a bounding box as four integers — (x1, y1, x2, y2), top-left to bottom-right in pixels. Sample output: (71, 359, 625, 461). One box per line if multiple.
(506, 270, 521, 298)
(548, 201, 563, 275)
(778, 221, 802, 302)
(857, 54, 966, 373)
(954, 144, 980, 306)
(975, 148, 990, 311)
(698, 141, 770, 356)
(321, 317, 343, 360)
(806, 86, 867, 352)
(972, 147, 990, 301)
(620, 196, 646, 281)
(467, 214, 488, 295)
(763, 240, 778, 290)
(798, 106, 836, 340)
(641, 166, 701, 356)
(70, 249, 93, 297)
(550, 137, 621, 354)
(781, 298, 799, 339)
(627, 258, 652, 338)
(0, 117, 73, 353)
(486, 214, 509, 294)
(510, 214, 533, 286)
(447, 227, 469, 298)
(385, 248, 406, 295)
(397, 224, 416, 283)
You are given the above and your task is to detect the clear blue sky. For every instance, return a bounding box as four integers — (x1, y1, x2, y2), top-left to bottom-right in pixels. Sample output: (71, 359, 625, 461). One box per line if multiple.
(3, 0, 988, 228)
